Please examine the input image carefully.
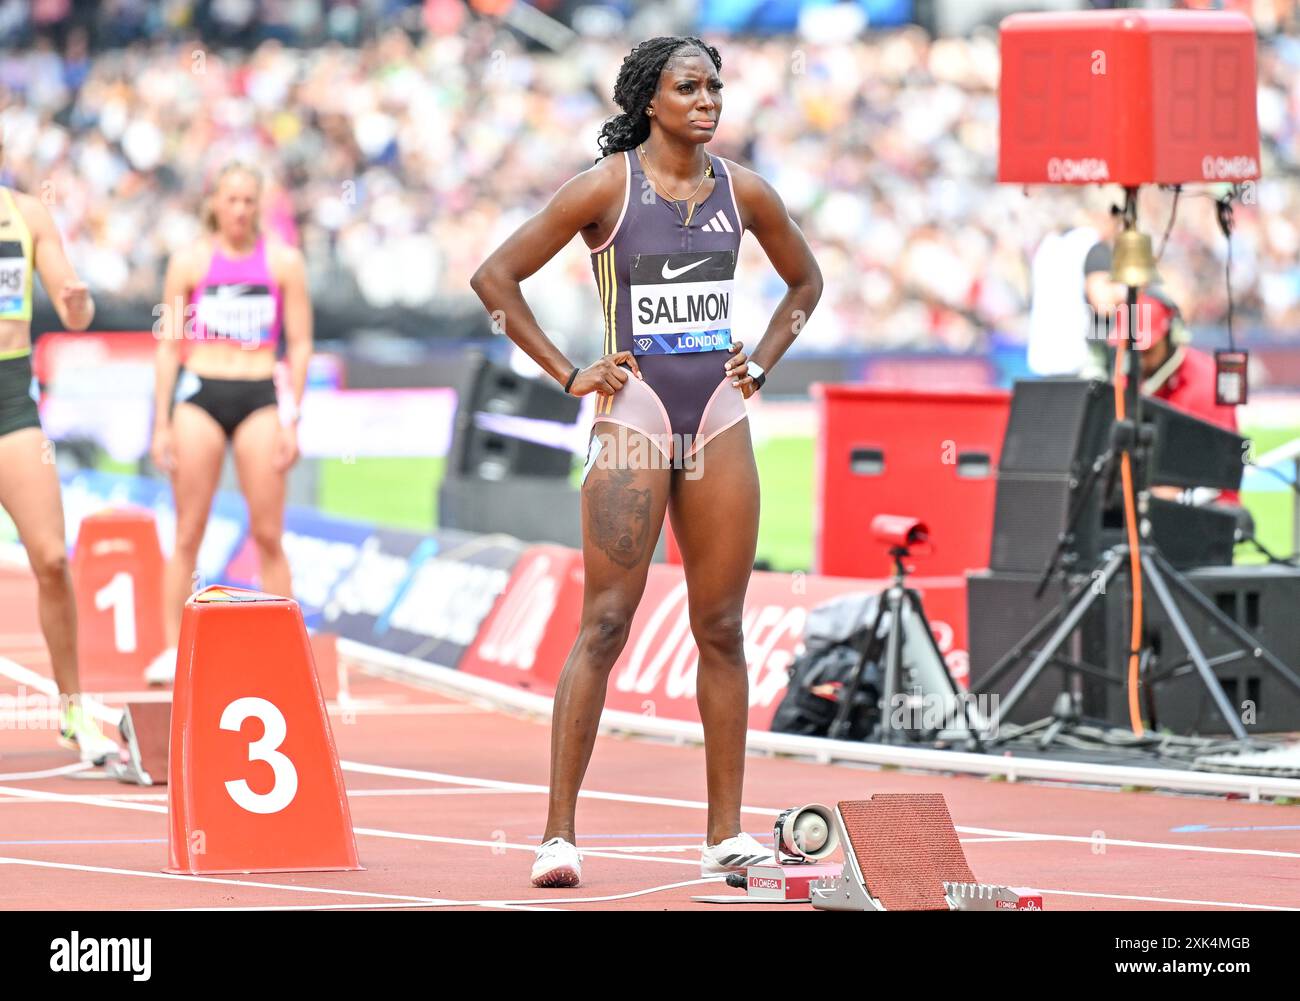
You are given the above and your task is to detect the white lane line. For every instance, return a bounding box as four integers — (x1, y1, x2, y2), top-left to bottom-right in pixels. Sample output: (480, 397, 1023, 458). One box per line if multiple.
(959, 825, 1300, 861)
(166, 900, 559, 912)
(340, 759, 784, 815)
(0, 784, 696, 869)
(340, 759, 1300, 863)
(11, 754, 1300, 910)
(1038, 888, 1299, 911)
(331, 704, 489, 717)
(0, 657, 123, 726)
(0, 784, 165, 814)
(0, 856, 460, 906)
(353, 827, 701, 868)
(0, 763, 95, 782)
(14, 756, 1300, 865)
(168, 878, 722, 911)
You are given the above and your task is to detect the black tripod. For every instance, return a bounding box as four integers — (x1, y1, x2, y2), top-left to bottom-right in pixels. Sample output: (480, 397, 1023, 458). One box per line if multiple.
(979, 190, 1300, 744)
(827, 542, 985, 748)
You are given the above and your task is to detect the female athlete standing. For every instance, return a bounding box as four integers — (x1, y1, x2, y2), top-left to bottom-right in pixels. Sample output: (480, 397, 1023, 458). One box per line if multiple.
(471, 36, 822, 887)
(145, 162, 312, 683)
(0, 158, 117, 761)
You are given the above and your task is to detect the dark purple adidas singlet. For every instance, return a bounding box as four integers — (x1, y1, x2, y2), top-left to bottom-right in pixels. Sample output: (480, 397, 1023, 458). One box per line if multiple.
(588, 149, 748, 461)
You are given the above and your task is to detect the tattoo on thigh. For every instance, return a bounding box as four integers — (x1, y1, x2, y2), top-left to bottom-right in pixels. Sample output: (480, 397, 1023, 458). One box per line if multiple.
(589, 468, 653, 569)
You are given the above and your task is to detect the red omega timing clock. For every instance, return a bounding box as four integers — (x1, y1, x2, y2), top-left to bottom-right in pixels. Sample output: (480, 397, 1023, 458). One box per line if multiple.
(998, 10, 1261, 187)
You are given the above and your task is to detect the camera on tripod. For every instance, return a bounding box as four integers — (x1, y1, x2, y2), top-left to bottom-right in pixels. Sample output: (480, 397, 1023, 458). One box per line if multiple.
(870, 514, 930, 556)
(773, 516, 984, 748)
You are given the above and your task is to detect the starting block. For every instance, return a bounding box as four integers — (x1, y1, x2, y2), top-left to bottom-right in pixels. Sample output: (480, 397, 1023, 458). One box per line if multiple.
(809, 794, 1042, 911)
(166, 585, 361, 875)
(104, 702, 171, 786)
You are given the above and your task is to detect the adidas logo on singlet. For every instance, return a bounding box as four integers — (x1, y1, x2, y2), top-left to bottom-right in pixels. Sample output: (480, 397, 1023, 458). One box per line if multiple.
(700, 210, 734, 233)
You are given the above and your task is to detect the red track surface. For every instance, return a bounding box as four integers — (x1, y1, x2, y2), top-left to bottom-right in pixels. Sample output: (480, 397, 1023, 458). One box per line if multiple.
(2, 565, 1299, 911)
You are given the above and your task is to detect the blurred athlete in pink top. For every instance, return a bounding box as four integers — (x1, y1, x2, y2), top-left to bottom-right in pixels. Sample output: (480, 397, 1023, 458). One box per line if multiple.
(145, 161, 313, 684)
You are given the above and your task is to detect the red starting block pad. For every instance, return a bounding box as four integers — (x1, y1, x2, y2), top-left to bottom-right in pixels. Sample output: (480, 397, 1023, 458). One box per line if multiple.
(105, 702, 171, 786)
(809, 794, 1042, 911)
(166, 585, 361, 875)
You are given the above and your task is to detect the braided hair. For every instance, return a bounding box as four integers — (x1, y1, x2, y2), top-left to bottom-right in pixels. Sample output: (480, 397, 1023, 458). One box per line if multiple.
(595, 36, 722, 161)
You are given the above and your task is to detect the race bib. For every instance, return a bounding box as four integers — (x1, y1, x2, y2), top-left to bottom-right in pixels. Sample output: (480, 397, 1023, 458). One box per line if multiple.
(630, 251, 734, 355)
(0, 241, 28, 316)
(196, 283, 276, 344)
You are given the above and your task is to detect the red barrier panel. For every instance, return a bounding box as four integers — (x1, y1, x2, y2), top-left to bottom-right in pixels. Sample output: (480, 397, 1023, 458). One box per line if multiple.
(814, 385, 1010, 580)
(70, 508, 167, 691)
(458, 544, 970, 730)
(459, 545, 585, 693)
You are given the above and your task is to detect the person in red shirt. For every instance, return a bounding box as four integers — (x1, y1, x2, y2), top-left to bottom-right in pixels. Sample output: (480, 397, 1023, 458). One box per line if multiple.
(1111, 287, 1241, 504)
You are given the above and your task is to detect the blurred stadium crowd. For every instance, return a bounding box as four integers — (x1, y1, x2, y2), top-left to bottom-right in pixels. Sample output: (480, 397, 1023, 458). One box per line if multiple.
(2, 1, 1300, 357)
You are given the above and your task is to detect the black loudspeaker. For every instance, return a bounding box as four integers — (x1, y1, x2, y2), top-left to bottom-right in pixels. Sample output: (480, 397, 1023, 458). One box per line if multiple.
(990, 379, 1111, 574)
(990, 485, 1236, 573)
(989, 476, 1103, 574)
(1098, 498, 1238, 570)
(446, 354, 582, 481)
(1144, 396, 1245, 492)
(1096, 565, 1300, 735)
(989, 378, 1242, 573)
(438, 475, 583, 548)
(966, 570, 1110, 725)
(997, 378, 1113, 477)
(438, 475, 669, 559)
(459, 353, 583, 423)
(967, 566, 1300, 735)
(457, 426, 574, 480)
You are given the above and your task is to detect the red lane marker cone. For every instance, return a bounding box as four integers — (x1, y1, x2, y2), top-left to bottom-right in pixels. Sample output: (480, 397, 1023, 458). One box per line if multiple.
(166, 585, 361, 874)
(71, 508, 166, 690)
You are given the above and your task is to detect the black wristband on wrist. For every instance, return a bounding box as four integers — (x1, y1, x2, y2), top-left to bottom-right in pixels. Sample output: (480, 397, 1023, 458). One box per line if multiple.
(753, 371, 767, 390)
(564, 366, 580, 394)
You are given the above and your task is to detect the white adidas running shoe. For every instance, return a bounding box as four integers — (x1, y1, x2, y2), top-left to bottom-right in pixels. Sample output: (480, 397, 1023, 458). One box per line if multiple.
(701, 832, 772, 877)
(143, 646, 177, 686)
(531, 837, 582, 888)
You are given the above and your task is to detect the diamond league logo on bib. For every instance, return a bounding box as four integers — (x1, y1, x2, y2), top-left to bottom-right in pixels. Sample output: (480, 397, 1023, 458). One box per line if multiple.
(629, 251, 735, 356)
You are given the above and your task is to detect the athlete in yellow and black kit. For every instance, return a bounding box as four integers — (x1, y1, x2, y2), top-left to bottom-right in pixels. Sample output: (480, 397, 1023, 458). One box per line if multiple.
(0, 175, 118, 763)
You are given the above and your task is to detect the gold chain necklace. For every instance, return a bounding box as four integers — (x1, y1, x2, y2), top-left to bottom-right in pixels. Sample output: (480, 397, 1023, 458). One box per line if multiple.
(638, 144, 714, 228)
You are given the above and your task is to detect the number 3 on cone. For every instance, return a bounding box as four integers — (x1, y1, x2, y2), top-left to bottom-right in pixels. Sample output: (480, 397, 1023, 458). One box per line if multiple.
(220, 697, 299, 814)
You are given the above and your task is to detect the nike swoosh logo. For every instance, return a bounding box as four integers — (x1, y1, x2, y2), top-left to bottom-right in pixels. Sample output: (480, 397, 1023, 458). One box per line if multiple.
(661, 257, 710, 280)
(215, 283, 251, 298)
